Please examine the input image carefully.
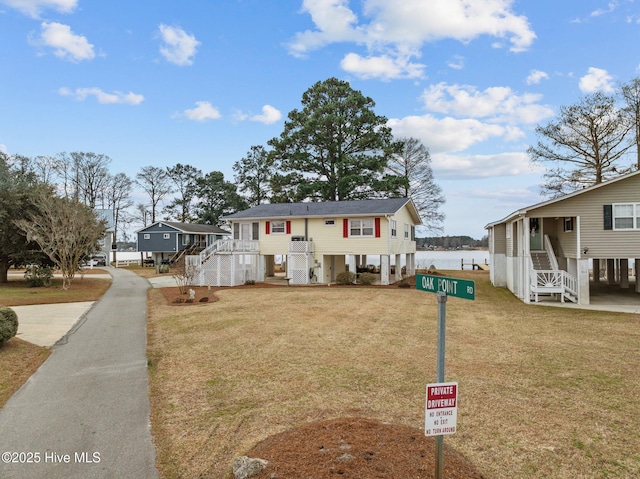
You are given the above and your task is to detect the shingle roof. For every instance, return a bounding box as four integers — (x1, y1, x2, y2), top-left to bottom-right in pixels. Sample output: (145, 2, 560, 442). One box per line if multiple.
(137, 222, 230, 235)
(163, 222, 230, 234)
(484, 169, 640, 229)
(223, 198, 421, 223)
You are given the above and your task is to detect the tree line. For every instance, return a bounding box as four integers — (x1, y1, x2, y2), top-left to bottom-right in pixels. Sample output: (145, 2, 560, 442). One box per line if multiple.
(1, 78, 447, 287)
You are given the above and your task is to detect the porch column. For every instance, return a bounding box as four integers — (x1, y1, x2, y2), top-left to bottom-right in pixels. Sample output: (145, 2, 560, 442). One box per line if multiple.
(593, 259, 600, 282)
(636, 259, 640, 293)
(406, 253, 415, 276)
(347, 255, 356, 275)
(620, 259, 630, 289)
(395, 254, 402, 282)
(607, 259, 616, 285)
(577, 258, 590, 305)
(380, 255, 390, 285)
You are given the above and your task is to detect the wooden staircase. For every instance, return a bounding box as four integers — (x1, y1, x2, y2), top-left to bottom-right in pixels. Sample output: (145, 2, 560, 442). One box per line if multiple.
(530, 243, 577, 303)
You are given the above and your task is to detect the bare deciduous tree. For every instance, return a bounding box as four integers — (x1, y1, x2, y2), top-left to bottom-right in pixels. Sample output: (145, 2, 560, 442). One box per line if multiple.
(387, 137, 445, 233)
(528, 91, 634, 197)
(136, 166, 173, 223)
(620, 77, 640, 169)
(15, 193, 106, 290)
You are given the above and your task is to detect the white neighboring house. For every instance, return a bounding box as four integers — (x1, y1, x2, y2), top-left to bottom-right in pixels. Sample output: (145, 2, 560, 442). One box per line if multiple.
(188, 198, 422, 287)
(485, 170, 640, 305)
(95, 209, 115, 262)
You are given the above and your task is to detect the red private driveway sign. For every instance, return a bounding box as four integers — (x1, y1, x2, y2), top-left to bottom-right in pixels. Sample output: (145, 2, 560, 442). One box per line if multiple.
(425, 382, 458, 436)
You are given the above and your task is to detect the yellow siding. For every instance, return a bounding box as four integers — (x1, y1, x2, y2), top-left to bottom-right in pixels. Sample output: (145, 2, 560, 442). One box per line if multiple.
(233, 203, 418, 257)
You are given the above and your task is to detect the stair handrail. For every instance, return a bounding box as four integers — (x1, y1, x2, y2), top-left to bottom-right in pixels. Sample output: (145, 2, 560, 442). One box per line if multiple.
(543, 235, 559, 270)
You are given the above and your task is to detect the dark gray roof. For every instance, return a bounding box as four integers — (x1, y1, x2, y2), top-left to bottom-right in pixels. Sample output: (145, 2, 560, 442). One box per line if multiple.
(138, 222, 230, 235)
(223, 198, 421, 223)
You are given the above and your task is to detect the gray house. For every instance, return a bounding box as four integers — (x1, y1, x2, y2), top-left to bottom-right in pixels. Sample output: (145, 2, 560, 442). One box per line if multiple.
(136, 222, 230, 266)
(486, 170, 640, 305)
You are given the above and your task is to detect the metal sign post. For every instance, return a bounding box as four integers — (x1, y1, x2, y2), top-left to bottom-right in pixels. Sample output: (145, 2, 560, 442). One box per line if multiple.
(416, 274, 475, 479)
(435, 291, 446, 479)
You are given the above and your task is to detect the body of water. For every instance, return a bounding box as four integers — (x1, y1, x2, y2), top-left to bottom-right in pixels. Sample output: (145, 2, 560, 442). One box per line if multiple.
(415, 250, 489, 270)
(112, 250, 489, 271)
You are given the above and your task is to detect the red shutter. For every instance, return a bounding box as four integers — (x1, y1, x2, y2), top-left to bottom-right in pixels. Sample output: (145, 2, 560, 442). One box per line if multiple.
(343, 219, 349, 238)
(265, 221, 270, 235)
(375, 217, 381, 238)
(286, 220, 291, 234)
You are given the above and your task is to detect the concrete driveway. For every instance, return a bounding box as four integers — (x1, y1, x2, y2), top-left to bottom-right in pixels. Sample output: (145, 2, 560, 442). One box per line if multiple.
(0, 268, 158, 479)
(12, 302, 96, 347)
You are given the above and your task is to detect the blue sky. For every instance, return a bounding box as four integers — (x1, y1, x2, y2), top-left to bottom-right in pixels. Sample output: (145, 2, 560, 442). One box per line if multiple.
(2, 0, 640, 239)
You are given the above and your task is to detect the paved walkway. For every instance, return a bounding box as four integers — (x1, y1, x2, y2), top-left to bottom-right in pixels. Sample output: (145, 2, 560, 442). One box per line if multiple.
(0, 268, 158, 479)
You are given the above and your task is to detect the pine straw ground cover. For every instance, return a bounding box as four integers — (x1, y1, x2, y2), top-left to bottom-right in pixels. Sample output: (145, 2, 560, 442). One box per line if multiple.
(147, 271, 640, 479)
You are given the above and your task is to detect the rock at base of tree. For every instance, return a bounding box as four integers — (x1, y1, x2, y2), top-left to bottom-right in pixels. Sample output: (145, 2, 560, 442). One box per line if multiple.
(233, 456, 268, 479)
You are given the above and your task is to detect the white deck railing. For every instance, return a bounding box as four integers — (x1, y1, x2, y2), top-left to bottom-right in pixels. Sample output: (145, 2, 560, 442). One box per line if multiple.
(199, 239, 259, 262)
(543, 235, 559, 270)
(530, 269, 577, 303)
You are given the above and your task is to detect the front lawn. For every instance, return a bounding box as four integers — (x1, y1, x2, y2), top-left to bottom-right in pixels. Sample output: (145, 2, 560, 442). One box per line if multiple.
(147, 271, 640, 479)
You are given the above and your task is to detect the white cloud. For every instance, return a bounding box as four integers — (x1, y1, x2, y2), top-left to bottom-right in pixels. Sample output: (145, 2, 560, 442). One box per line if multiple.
(447, 55, 464, 70)
(158, 24, 200, 66)
(591, 1, 618, 18)
(178, 101, 221, 121)
(579, 67, 615, 93)
(250, 105, 282, 124)
(34, 22, 94, 62)
(388, 114, 517, 154)
(288, 0, 536, 79)
(420, 82, 554, 124)
(59, 87, 144, 105)
(340, 51, 424, 80)
(0, 0, 77, 17)
(430, 152, 536, 179)
(526, 69, 549, 85)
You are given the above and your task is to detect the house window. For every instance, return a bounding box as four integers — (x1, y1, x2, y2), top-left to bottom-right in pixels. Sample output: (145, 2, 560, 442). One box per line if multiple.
(350, 219, 374, 237)
(324, 219, 336, 226)
(613, 203, 640, 229)
(404, 223, 409, 239)
(144, 234, 150, 239)
(182, 234, 192, 245)
(271, 221, 286, 234)
(163, 233, 170, 239)
(563, 217, 574, 232)
(391, 220, 397, 238)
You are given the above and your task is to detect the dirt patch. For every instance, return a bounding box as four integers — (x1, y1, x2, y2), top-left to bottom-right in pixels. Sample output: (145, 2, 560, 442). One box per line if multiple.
(248, 417, 485, 479)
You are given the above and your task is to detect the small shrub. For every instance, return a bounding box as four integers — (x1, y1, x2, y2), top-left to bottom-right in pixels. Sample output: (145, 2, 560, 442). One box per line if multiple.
(0, 306, 19, 343)
(24, 265, 53, 287)
(199, 297, 209, 303)
(244, 279, 256, 286)
(173, 297, 185, 304)
(158, 264, 170, 274)
(185, 298, 194, 303)
(397, 278, 411, 288)
(358, 272, 376, 285)
(336, 271, 356, 285)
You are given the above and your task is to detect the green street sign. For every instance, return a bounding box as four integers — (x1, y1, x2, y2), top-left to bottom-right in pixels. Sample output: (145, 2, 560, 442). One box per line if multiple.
(416, 274, 475, 301)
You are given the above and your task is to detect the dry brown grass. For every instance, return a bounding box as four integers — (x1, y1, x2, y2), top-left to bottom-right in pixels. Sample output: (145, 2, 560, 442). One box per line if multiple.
(0, 276, 111, 306)
(147, 271, 640, 479)
(0, 338, 50, 407)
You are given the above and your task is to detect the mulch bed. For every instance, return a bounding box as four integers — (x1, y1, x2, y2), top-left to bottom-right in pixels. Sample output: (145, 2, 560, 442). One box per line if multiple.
(247, 417, 485, 479)
(159, 283, 281, 306)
